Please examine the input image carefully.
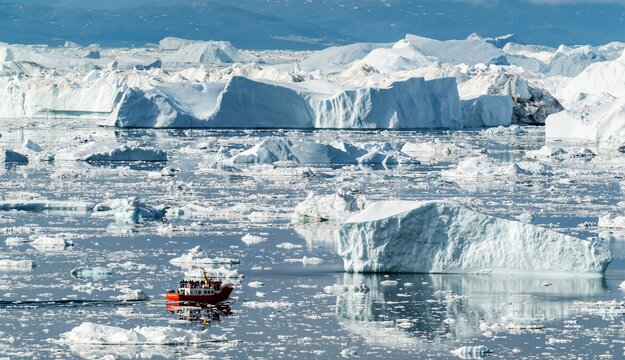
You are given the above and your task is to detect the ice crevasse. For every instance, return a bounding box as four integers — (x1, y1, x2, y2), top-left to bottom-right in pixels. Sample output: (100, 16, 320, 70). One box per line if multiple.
(338, 200, 611, 275)
(107, 76, 512, 129)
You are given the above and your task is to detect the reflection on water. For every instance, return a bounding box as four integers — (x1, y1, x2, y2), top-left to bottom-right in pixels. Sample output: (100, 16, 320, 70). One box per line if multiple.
(166, 303, 233, 330)
(333, 273, 608, 349)
(294, 223, 340, 251)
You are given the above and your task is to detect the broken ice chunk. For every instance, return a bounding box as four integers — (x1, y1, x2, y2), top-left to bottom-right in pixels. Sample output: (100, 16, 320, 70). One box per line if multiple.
(169, 246, 240, 266)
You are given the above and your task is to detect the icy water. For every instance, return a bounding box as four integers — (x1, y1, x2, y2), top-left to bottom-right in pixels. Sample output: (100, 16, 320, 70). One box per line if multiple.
(2, 122, 625, 359)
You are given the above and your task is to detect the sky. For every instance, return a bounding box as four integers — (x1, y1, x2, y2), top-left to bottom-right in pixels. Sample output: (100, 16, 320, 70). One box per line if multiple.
(0, 0, 623, 49)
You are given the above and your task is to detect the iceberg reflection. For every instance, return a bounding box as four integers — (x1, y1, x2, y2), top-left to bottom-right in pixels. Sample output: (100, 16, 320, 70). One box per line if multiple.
(332, 273, 608, 349)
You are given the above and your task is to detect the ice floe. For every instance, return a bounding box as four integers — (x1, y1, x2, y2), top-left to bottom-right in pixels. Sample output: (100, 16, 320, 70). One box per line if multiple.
(92, 198, 166, 224)
(293, 189, 367, 223)
(441, 156, 553, 178)
(70, 266, 111, 280)
(56, 142, 167, 162)
(170, 246, 240, 266)
(241, 234, 267, 245)
(0, 259, 35, 270)
(59, 322, 224, 345)
(30, 236, 73, 250)
(338, 200, 611, 274)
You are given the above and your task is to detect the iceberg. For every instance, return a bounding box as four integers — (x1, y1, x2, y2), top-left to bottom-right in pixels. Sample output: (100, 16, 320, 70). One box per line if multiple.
(545, 96, 625, 149)
(0, 149, 28, 164)
(108, 76, 510, 129)
(223, 138, 403, 166)
(56, 142, 167, 162)
(338, 200, 611, 275)
(92, 198, 167, 224)
(293, 189, 367, 223)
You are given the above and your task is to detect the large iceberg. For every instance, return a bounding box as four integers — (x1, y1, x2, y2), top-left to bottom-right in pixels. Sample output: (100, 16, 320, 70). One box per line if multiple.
(338, 200, 611, 275)
(108, 76, 510, 129)
(545, 96, 625, 148)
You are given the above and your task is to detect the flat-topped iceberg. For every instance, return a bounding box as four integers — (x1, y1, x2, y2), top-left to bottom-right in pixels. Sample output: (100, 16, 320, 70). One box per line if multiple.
(108, 76, 511, 129)
(338, 200, 611, 275)
(56, 142, 167, 162)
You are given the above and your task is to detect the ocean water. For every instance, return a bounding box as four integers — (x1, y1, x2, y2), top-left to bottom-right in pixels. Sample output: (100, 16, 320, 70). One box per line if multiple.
(0, 123, 624, 358)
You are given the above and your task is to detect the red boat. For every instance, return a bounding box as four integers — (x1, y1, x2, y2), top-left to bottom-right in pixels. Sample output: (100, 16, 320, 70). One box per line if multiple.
(166, 271, 233, 304)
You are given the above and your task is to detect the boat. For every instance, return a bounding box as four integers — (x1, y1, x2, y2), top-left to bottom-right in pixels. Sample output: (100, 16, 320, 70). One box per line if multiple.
(166, 270, 233, 304)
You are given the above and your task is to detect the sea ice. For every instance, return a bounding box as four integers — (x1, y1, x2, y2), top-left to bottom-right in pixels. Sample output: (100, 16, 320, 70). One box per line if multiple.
(70, 266, 111, 280)
(59, 322, 222, 345)
(170, 246, 240, 266)
(92, 198, 167, 224)
(241, 234, 267, 245)
(56, 142, 167, 162)
(30, 236, 72, 249)
(441, 156, 553, 178)
(0, 259, 34, 270)
(293, 189, 367, 223)
(338, 200, 611, 274)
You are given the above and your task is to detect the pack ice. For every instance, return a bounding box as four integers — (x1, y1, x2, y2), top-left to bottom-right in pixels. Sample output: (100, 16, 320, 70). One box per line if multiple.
(338, 201, 611, 275)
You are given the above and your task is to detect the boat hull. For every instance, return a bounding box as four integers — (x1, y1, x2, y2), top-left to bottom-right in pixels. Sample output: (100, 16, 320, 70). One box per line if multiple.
(166, 286, 233, 304)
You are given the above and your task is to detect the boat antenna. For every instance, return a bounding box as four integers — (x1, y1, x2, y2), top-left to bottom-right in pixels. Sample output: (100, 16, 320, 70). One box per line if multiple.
(202, 268, 210, 285)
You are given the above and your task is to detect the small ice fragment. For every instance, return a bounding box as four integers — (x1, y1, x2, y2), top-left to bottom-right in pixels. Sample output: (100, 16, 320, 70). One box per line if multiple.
(0, 259, 35, 269)
(248, 281, 265, 288)
(276, 242, 302, 250)
(112, 288, 149, 301)
(241, 234, 267, 245)
(70, 266, 111, 280)
(5, 237, 29, 246)
(451, 345, 492, 359)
